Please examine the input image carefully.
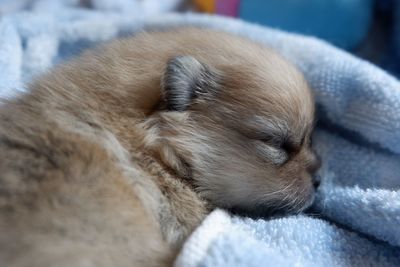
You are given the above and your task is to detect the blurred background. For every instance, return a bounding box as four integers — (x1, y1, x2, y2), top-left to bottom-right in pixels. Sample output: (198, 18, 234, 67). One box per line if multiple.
(1, 0, 399, 77)
(190, 0, 400, 78)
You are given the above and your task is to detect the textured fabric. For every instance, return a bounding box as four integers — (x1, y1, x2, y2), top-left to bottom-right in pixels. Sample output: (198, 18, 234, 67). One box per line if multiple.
(176, 210, 400, 267)
(0, 1, 399, 266)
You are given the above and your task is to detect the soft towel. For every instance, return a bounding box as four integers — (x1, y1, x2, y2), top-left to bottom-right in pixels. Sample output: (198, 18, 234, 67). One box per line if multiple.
(0, 1, 399, 266)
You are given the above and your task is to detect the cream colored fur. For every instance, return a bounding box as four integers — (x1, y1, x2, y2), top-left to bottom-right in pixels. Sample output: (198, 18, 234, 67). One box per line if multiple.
(0, 28, 319, 266)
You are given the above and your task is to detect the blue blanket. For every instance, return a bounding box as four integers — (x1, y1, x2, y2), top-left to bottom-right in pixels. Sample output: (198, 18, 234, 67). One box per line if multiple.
(1, 1, 399, 266)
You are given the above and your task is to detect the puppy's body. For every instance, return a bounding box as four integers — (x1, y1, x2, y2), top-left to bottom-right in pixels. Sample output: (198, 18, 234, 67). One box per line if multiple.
(0, 29, 319, 266)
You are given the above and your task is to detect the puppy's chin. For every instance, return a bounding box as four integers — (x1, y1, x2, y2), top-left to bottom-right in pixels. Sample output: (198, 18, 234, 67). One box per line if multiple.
(228, 191, 316, 219)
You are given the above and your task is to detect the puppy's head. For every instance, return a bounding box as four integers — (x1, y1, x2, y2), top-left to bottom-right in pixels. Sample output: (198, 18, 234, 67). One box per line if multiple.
(144, 48, 320, 217)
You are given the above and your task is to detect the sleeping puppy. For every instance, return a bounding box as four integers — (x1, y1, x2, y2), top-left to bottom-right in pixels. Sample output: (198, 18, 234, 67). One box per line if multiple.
(0, 28, 320, 266)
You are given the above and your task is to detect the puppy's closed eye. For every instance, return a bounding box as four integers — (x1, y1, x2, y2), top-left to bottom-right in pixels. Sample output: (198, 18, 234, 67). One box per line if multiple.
(255, 140, 288, 165)
(255, 131, 306, 165)
(281, 139, 301, 154)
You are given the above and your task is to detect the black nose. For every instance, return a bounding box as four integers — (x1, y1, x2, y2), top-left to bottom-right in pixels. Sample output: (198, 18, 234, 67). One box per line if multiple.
(313, 175, 321, 189)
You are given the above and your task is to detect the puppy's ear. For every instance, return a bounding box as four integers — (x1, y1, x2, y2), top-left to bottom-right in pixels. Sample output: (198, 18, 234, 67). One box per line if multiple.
(162, 56, 219, 111)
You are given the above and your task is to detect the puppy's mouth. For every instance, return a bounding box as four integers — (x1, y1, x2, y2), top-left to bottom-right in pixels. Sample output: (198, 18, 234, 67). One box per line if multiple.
(228, 193, 315, 219)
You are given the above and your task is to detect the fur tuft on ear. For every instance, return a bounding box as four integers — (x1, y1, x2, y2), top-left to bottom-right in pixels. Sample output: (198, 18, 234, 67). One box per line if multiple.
(162, 56, 219, 111)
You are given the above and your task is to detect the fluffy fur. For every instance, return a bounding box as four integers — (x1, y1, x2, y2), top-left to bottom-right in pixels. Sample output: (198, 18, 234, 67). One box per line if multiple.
(0, 28, 319, 266)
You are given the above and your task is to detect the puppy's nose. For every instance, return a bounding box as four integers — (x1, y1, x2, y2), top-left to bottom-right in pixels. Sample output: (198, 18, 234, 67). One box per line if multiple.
(313, 174, 321, 189)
